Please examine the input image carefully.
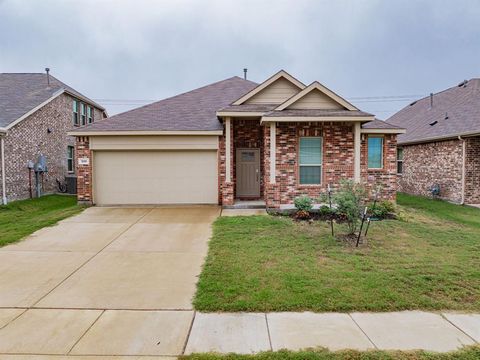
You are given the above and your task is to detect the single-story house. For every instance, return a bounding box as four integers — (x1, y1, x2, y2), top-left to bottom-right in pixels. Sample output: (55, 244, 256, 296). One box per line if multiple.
(0, 72, 106, 204)
(388, 78, 480, 205)
(69, 70, 404, 209)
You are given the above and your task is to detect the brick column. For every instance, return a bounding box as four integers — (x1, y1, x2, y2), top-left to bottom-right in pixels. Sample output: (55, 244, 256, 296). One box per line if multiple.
(75, 136, 93, 204)
(263, 123, 280, 208)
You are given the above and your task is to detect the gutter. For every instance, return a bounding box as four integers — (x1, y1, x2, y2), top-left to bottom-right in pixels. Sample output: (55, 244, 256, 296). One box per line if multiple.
(459, 136, 466, 205)
(0, 128, 7, 205)
(399, 130, 480, 146)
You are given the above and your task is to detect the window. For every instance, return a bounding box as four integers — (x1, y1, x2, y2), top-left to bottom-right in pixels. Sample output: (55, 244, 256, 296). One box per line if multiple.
(72, 100, 79, 126)
(80, 103, 86, 125)
(67, 146, 74, 173)
(299, 137, 322, 184)
(397, 147, 404, 174)
(87, 106, 94, 124)
(368, 136, 384, 169)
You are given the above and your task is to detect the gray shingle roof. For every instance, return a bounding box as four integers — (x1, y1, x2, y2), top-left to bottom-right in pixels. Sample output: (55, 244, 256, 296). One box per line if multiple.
(0, 73, 104, 128)
(387, 78, 480, 144)
(74, 76, 258, 132)
(362, 118, 404, 129)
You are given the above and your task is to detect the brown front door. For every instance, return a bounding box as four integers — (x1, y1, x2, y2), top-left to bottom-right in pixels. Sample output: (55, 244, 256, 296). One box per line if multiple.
(236, 148, 260, 197)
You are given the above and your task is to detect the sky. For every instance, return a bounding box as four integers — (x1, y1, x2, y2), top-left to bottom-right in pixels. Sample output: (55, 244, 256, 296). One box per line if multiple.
(1, 0, 479, 118)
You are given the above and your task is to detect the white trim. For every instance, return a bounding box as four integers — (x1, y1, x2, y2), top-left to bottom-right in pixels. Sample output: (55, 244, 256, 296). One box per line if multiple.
(270, 122, 276, 184)
(360, 128, 406, 134)
(0, 128, 6, 134)
(399, 131, 480, 145)
(261, 115, 375, 123)
(216, 111, 266, 117)
(6, 89, 64, 130)
(68, 130, 223, 136)
(232, 70, 305, 105)
(225, 117, 231, 183)
(1, 136, 6, 204)
(275, 81, 358, 111)
(354, 122, 361, 182)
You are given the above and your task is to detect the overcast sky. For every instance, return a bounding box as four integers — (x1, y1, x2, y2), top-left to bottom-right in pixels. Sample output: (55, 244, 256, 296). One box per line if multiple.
(1, 0, 479, 118)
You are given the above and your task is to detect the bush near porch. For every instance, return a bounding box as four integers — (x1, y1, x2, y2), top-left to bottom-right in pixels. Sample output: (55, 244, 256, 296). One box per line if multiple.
(194, 193, 480, 312)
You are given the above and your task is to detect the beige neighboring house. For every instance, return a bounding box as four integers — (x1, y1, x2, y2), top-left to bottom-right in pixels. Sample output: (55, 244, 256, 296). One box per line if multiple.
(70, 70, 404, 209)
(388, 78, 480, 205)
(0, 72, 106, 204)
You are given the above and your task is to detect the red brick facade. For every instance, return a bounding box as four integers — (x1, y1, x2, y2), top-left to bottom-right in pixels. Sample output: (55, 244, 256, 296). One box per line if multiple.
(0, 94, 103, 203)
(399, 136, 480, 204)
(75, 136, 93, 204)
(219, 120, 398, 208)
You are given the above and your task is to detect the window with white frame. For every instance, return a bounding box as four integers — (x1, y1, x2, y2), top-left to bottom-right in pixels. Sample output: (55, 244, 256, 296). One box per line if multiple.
(80, 103, 86, 125)
(67, 146, 74, 173)
(397, 147, 403, 174)
(299, 137, 322, 184)
(87, 106, 94, 124)
(368, 136, 384, 169)
(72, 100, 79, 126)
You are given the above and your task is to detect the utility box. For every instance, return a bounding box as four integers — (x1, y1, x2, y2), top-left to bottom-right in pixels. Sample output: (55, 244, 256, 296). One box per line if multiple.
(65, 175, 77, 194)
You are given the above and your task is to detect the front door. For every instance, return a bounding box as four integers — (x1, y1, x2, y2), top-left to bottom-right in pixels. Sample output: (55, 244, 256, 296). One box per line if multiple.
(236, 148, 260, 198)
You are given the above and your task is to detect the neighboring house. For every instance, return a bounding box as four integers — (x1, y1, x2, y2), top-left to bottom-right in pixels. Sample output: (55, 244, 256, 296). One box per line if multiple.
(388, 78, 480, 205)
(70, 70, 404, 209)
(0, 72, 106, 204)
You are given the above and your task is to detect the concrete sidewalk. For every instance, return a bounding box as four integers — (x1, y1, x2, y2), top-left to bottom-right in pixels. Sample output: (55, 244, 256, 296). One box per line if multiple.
(0, 309, 478, 357)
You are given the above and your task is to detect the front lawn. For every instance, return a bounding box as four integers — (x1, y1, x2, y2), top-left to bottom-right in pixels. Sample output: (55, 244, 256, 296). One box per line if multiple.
(194, 193, 480, 312)
(0, 195, 85, 247)
(183, 347, 480, 360)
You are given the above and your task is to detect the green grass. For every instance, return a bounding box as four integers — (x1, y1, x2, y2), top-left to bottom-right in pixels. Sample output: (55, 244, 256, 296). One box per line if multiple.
(0, 195, 85, 247)
(193, 193, 480, 312)
(183, 347, 480, 360)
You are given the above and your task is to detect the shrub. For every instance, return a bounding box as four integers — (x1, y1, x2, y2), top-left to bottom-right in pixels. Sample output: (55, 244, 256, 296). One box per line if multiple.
(369, 200, 396, 219)
(294, 195, 313, 212)
(318, 204, 335, 217)
(333, 180, 366, 235)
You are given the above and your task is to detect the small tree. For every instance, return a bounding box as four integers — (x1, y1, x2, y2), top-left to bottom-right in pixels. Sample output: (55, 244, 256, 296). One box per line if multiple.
(333, 180, 366, 235)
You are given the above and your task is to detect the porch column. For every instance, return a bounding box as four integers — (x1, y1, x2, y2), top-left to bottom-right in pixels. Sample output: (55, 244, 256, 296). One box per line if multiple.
(225, 117, 231, 183)
(354, 122, 361, 182)
(270, 122, 276, 184)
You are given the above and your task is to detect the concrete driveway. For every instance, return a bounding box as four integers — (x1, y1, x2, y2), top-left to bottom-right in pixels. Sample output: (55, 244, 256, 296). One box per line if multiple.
(0, 206, 219, 357)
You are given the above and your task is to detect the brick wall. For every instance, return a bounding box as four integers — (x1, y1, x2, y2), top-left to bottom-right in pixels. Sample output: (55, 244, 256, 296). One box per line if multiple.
(398, 140, 463, 203)
(75, 136, 93, 203)
(0, 93, 104, 203)
(361, 134, 398, 201)
(465, 136, 480, 204)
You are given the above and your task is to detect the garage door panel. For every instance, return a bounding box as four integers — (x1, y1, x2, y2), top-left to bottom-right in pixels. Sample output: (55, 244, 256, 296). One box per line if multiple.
(94, 151, 217, 205)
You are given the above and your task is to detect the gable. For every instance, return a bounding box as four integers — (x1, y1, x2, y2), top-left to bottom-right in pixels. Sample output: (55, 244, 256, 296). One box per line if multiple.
(245, 77, 302, 105)
(286, 88, 345, 110)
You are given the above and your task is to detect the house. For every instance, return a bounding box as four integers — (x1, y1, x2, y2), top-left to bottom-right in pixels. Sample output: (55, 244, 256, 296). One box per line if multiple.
(0, 72, 106, 204)
(69, 70, 404, 209)
(388, 78, 480, 205)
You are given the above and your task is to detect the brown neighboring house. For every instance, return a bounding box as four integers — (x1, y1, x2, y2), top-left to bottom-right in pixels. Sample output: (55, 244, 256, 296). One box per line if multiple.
(70, 70, 404, 209)
(0, 72, 106, 204)
(388, 78, 480, 205)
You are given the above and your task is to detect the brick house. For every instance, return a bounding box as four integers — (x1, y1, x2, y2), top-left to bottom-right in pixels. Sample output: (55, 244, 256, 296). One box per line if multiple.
(388, 78, 480, 205)
(0, 72, 106, 204)
(70, 70, 404, 209)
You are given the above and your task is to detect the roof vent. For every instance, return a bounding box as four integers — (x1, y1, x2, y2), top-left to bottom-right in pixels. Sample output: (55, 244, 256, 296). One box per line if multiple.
(429, 93, 434, 109)
(429, 120, 438, 126)
(409, 100, 417, 106)
(45, 67, 50, 87)
(458, 80, 468, 88)
(445, 112, 449, 120)
(243, 68, 248, 80)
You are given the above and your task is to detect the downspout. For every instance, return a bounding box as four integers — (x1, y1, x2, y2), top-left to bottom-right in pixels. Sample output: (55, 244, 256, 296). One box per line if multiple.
(0, 129, 6, 205)
(458, 136, 466, 205)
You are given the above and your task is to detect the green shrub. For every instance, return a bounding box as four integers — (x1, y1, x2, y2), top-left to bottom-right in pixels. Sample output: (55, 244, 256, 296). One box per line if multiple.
(318, 204, 334, 216)
(369, 200, 396, 219)
(333, 180, 366, 234)
(294, 195, 313, 212)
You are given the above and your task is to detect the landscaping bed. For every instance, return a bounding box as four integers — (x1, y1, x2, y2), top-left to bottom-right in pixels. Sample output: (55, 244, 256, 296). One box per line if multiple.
(194, 193, 480, 312)
(0, 194, 85, 247)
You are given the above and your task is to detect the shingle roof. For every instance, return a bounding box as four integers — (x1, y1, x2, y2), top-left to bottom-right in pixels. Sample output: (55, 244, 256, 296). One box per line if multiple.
(263, 109, 373, 117)
(74, 76, 258, 132)
(219, 104, 277, 112)
(387, 78, 480, 144)
(0, 73, 104, 128)
(362, 118, 404, 129)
